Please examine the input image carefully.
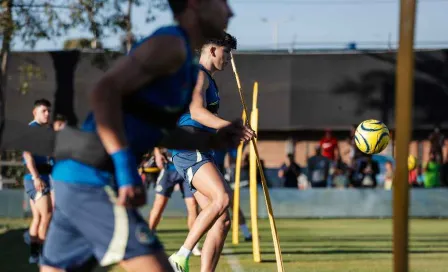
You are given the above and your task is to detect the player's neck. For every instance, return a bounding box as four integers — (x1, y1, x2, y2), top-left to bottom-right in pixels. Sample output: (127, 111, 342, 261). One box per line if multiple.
(199, 58, 217, 76)
(33, 119, 47, 127)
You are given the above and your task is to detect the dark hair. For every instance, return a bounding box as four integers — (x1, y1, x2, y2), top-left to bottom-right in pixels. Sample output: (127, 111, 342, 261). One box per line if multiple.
(205, 31, 237, 50)
(167, 0, 188, 15)
(34, 99, 51, 108)
(54, 114, 67, 122)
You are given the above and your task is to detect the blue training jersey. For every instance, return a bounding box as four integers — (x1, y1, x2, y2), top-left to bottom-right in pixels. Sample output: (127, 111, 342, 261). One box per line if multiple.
(23, 121, 53, 181)
(51, 25, 198, 186)
(171, 65, 220, 157)
(177, 64, 220, 133)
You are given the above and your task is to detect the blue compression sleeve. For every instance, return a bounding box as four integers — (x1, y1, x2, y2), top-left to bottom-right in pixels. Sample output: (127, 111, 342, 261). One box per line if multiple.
(111, 148, 142, 188)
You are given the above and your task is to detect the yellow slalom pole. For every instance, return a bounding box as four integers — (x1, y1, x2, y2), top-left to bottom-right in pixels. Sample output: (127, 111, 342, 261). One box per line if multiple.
(249, 83, 261, 262)
(230, 52, 285, 272)
(393, 1, 417, 272)
(232, 111, 247, 245)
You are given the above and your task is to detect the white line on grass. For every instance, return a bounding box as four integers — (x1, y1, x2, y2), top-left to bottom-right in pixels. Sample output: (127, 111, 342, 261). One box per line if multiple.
(223, 247, 244, 272)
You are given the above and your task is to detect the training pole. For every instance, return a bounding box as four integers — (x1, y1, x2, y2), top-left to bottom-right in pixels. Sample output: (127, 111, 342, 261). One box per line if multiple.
(230, 52, 285, 272)
(393, 0, 417, 272)
(249, 83, 261, 262)
(232, 111, 246, 245)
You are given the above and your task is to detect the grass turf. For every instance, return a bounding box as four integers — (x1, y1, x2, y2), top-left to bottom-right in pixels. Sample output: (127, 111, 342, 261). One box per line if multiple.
(1, 218, 447, 272)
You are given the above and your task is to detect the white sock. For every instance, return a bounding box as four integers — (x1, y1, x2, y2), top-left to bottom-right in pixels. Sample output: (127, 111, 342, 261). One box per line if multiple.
(177, 246, 192, 258)
(240, 224, 251, 238)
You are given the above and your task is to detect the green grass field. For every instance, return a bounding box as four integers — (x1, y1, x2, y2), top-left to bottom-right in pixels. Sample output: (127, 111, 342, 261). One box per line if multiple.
(1, 218, 447, 272)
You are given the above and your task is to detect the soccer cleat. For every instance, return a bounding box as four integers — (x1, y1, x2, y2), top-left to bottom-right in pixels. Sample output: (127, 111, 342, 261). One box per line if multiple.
(169, 253, 189, 272)
(192, 244, 201, 256)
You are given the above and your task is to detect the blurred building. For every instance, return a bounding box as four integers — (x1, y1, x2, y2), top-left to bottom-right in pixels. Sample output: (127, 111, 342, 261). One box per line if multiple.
(4, 49, 448, 167)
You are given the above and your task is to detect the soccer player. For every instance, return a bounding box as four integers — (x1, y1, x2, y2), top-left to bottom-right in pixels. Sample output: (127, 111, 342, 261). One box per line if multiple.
(23, 99, 53, 264)
(40, 1, 248, 272)
(169, 32, 255, 272)
(148, 147, 202, 256)
(213, 148, 252, 242)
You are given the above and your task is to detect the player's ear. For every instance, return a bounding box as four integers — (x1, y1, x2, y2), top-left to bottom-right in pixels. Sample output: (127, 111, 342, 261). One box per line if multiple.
(210, 46, 216, 57)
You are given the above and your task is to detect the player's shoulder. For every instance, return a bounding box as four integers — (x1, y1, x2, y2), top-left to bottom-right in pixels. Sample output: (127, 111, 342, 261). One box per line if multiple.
(28, 120, 39, 127)
(132, 25, 187, 52)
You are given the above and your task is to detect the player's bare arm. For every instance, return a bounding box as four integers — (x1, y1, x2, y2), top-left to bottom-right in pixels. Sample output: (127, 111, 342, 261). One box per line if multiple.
(189, 70, 255, 140)
(154, 147, 167, 169)
(190, 70, 231, 129)
(23, 152, 44, 191)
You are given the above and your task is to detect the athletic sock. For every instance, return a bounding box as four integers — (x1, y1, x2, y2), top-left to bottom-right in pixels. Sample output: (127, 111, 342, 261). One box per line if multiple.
(177, 246, 192, 258)
(240, 224, 251, 238)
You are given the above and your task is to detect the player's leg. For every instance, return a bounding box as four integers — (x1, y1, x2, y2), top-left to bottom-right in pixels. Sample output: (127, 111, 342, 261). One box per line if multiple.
(149, 169, 175, 231)
(120, 252, 173, 272)
(34, 193, 53, 242)
(181, 180, 201, 256)
(194, 191, 231, 272)
(24, 179, 42, 263)
(148, 194, 170, 231)
(180, 178, 199, 230)
(29, 198, 41, 263)
(219, 164, 252, 241)
(170, 156, 231, 272)
(237, 207, 252, 241)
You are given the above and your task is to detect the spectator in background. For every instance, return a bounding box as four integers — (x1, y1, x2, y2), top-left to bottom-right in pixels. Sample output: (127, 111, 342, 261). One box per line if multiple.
(53, 114, 67, 131)
(423, 152, 441, 188)
(307, 146, 330, 188)
(346, 124, 361, 167)
(331, 158, 349, 188)
(384, 161, 394, 190)
(320, 129, 339, 162)
(278, 154, 302, 188)
(352, 154, 379, 188)
(409, 164, 420, 188)
(428, 125, 444, 162)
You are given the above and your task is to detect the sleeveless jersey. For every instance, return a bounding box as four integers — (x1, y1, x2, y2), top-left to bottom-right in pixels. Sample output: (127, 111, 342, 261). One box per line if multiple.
(51, 25, 198, 186)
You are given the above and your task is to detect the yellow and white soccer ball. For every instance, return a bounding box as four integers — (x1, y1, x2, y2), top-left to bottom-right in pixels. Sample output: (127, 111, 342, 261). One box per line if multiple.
(354, 119, 390, 155)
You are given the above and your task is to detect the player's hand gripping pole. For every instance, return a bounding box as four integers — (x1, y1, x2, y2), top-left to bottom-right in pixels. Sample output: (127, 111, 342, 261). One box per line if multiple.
(230, 52, 285, 272)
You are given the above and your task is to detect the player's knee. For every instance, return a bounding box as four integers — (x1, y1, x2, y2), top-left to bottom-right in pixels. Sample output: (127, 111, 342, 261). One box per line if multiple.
(222, 213, 231, 233)
(215, 212, 231, 233)
(211, 193, 230, 216)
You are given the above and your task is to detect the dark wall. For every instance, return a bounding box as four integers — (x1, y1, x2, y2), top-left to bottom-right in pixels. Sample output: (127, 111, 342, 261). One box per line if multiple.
(5, 50, 448, 132)
(5, 51, 120, 126)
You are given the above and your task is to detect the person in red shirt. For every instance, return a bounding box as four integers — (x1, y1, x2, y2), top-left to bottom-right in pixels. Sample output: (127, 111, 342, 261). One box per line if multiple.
(320, 129, 339, 161)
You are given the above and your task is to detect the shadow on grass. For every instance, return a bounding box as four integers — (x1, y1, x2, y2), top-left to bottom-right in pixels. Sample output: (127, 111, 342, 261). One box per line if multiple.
(0, 228, 114, 272)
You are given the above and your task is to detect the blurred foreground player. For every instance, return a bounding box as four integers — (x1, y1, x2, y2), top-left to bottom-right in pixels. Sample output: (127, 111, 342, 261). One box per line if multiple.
(170, 32, 256, 272)
(148, 147, 202, 256)
(40, 1, 244, 272)
(23, 99, 53, 264)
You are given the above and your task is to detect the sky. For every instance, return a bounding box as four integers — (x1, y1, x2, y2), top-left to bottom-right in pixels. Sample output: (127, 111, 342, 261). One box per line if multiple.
(11, 0, 448, 51)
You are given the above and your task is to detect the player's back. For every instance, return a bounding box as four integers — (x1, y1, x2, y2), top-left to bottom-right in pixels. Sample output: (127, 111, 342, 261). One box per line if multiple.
(51, 25, 198, 186)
